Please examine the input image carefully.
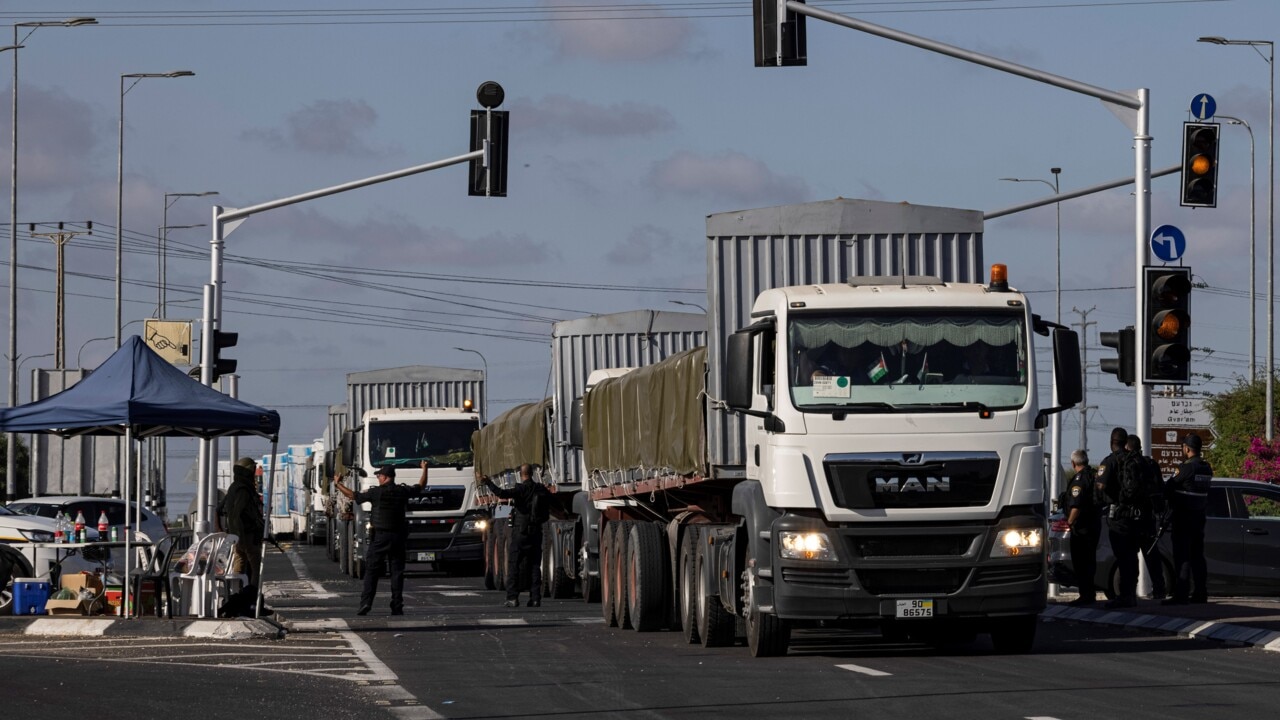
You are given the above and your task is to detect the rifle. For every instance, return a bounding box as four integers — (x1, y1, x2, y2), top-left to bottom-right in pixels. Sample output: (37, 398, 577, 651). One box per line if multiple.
(1146, 509, 1172, 555)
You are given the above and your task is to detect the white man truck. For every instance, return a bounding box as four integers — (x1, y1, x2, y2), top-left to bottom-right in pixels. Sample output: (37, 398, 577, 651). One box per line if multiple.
(477, 198, 1081, 656)
(332, 366, 486, 578)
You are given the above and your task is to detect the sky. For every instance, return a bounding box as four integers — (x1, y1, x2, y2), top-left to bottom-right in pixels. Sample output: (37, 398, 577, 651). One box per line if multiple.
(1, 0, 1276, 502)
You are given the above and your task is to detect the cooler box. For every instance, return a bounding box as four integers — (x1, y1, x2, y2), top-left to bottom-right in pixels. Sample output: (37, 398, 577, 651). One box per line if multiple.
(104, 583, 156, 616)
(12, 578, 50, 616)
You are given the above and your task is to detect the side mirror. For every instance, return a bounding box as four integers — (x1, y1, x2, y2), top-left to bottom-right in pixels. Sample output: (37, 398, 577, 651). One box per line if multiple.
(725, 332, 754, 410)
(1053, 328, 1083, 408)
(340, 429, 356, 469)
(568, 396, 584, 449)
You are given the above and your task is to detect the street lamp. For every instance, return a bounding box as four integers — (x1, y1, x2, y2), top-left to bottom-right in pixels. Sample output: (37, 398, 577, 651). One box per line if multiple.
(1000, 169, 1063, 494)
(670, 300, 707, 313)
(6, 16, 97, 502)
(1217, 115, 1257, 379)
(116, 70, 195, 350)
(161, 192, 218, 319)
(1199, 36, 1274, 440)
(454, 347, 488, 422)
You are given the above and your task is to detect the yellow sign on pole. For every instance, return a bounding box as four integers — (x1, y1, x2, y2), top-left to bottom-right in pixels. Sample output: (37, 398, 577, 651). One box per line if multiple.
(144, 319, 192, 365)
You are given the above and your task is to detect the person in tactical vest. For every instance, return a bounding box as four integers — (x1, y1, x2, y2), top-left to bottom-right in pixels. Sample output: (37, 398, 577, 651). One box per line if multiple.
(1163, 433, 1213, 605)
(1099, 433, 1155, 608)
(1065, 449, 1101, 606)
(336, 461, 430, 616)
(482, 464, 551, 608)
(1125, 434, 1169, 600)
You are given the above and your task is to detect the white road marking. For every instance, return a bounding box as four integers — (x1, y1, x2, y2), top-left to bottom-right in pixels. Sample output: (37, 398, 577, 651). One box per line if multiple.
(836, 663, 892, 677)
(478, 618, 527, 626)
(1026, 717, 1066, 720)
(277, 550, 339, 598)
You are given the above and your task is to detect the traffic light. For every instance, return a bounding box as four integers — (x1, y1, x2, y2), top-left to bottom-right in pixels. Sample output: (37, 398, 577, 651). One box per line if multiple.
(1099, 326, 1135, 386)
(469, 81, 508, 198)
(1142, 266, 1192, 384)
(211, 329, 238, 382)
(1180, 122, 1219, 208)
(753, 0, 807, 67)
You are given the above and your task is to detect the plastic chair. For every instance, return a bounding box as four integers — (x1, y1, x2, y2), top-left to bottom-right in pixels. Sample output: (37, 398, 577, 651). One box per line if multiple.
(212, 533, 249, 612)
(128, 535, 176, 618)
(169, 532, 226, 618)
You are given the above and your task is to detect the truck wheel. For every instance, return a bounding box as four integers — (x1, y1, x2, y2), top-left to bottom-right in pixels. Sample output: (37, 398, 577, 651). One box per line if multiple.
(338, 525, 350, 575)
(695, 533, 736, 648)
(326, 519, 338, 561)
(0, 546, 35, 615)
(496, 524, 509, 591)
(551, 530, 576, 601)
(350, 531, 364, 580)
(541, 531, 554, 598)
(579, 519, 601, 604)
(612, 520, 635, 630)
(989, 615, 1037, 654)
(627, 522, 665, 632)
(600, 521, 617, 626)
(483, 531, 497, 590)
(678, 526, 701, 644)
(743, 543, 789, 657)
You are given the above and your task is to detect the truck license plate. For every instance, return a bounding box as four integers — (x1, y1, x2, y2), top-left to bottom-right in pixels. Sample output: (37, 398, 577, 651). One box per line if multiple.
(417, 552, 436, 562)
(895, 599, 934, 618)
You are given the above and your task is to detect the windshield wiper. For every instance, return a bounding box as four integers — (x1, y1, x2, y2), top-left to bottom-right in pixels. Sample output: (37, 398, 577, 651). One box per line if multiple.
(934, 401, 991, 413)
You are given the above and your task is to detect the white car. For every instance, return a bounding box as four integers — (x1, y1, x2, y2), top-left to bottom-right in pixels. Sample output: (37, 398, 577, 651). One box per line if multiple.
(1, 504, 76, 614)
(8, 496, 168, 543)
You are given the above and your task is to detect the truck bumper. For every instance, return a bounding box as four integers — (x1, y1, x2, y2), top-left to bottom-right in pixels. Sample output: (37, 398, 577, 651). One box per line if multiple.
(309, 511, 329, 538)
(770, 511, 1046, 622)
(404, 528, 484, 564)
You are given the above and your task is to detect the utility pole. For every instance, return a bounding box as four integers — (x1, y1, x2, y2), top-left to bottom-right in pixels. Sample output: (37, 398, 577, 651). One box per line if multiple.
(1072, 306, 1098, 452)
(29, 222, 91, 370)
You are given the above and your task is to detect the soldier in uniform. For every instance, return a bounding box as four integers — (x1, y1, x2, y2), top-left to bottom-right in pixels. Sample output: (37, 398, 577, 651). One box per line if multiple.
(1163, 433, 1213, 605)
(482, 464, 551, 608)
(1065, 449, 1100, 606)
(336, 461, 430, 616)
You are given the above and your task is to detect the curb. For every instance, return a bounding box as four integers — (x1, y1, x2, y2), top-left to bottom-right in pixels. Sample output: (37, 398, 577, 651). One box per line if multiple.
(1041, 604, 1280, 652)
(8, 616, 284, 639)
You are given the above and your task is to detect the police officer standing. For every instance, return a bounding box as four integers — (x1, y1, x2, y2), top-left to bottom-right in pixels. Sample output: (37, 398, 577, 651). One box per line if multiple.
(1065, 449, 1100, 606)
(1098, 429, 1154, 608)
(1163, 433, 1213, 605)
(336, 461, 430, 616)
(482, 464, 550, 608)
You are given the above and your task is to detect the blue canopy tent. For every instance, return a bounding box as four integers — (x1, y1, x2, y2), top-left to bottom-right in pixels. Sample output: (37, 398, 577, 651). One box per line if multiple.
(0, 336, 281, 618)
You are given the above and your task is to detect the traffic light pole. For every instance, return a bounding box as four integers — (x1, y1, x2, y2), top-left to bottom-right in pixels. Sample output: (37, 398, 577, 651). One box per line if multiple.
(193, 149, 485, 535)
(771, 0, 1154, 497)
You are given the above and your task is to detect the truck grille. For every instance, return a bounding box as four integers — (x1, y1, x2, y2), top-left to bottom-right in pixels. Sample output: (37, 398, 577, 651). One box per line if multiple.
(971, 564, 1042, 587)
(781, 566, 854, 588)
(824, 452, 999, 510)
(407, 487, 466, 512)
(855, 534, 978, 558)
(857, 568, 970, 596)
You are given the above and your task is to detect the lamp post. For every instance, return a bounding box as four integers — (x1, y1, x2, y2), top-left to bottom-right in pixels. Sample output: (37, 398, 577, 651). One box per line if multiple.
(6, 16, 96, 502)
(161, 191, 218, 319)
(1199, 36, 1274, 441)
(1000, 169, 1063, 494)
(670, 300, 707, 313)
(454, 347, 488, 422)
(116, 70, 194, 350)
(1216, 115, 1257, 379)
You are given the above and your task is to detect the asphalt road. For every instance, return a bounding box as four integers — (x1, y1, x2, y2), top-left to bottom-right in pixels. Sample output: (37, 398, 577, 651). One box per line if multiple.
(5, 541, 1280, 719)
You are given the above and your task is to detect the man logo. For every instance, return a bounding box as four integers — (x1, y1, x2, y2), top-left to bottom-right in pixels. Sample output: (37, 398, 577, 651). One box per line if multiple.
(874, 476, 951, 493)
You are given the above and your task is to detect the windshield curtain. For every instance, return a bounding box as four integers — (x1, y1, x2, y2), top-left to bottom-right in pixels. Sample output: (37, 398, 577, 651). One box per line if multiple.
(788, 311, 1028, 411)
(368, 419, 478, 468)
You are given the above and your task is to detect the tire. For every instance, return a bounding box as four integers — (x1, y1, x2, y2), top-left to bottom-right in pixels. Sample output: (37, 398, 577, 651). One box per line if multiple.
(1, 546, 35, 615)
(580, 519, 601, 604)
(612, 520, 635, 629)
(695, 533, 736, 648)
(989, 615, 1038, 654)
(743, 540, 789, 657)
(483, 530, 497, 590)
(551, 527, 576, 601)
(350, 529, 364, 580)
(338, 524, 350, 576)
(496, 524, 508, 591)
(600, 521, 617, 626)
(325, 518, 338, 562)
(541, 530, 554, 598)
(627, 522, 666, 632)
(678, 526, 701, 644)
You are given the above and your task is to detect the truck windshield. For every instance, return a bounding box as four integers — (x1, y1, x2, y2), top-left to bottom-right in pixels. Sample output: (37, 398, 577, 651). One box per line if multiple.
(367, 419, 478, 468)
(788, 311, 1028, 412)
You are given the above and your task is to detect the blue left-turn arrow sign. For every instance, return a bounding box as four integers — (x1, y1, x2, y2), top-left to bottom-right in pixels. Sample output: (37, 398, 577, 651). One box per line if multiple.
(1151, 224, 1187, 262)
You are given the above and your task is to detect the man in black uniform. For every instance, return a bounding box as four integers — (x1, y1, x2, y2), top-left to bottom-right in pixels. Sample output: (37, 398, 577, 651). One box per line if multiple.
(1163, 434, 1213, 605)
(1125, 434, 1169, 600)
(336, 461, 429, 616)
(1098, 429, 1154, 608)
(1065, 449, 1100, 606)
(482, 464, 550, 608)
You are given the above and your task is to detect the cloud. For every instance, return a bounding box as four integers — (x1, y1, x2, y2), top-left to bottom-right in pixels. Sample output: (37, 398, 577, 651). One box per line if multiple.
(536, 0, 702, 62)
(0, 83, 97, 193)
(646, 150, 809, 206)
(242, 99, 381, 156)
(509, 95, 676, 142)
(605, 224, 698, 265)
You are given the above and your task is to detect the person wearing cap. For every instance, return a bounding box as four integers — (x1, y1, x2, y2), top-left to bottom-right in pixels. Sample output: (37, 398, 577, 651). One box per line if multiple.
(222, 457, 266, 589)
(1163, 433, 1213, 605)
(335, 461, 430, 616)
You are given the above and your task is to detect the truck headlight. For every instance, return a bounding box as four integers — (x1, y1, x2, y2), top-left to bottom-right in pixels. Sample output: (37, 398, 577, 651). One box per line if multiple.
(19, 529, 54, 542)
(778, 531, 840, 562)
(462, 518, 488, 533)
(990, 527, 1043, 557)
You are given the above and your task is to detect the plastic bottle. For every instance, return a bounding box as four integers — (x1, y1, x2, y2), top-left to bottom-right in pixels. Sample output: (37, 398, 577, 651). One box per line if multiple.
(97, 510, 109, 538)
(53, 512, 66, 544)
(74, 510, 86, 543)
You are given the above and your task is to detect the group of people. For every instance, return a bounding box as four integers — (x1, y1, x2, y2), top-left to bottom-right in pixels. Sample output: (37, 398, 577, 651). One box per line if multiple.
(1062, 427, 1213, 608)
(333, 462, 550, 615)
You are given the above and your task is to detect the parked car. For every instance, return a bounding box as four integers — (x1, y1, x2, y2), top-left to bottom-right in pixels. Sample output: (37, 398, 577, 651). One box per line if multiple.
(8, 496, 168, 542)
(0, 504, 99, 614)
(1049, 477, 1280, 598)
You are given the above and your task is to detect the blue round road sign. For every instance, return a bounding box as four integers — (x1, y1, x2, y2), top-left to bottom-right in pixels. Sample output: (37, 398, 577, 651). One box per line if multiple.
(1151, 224, 1186, 262)
(1191, 93, 1217, 121)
